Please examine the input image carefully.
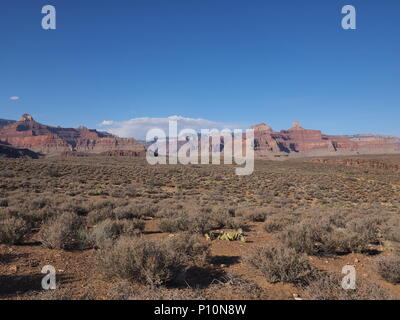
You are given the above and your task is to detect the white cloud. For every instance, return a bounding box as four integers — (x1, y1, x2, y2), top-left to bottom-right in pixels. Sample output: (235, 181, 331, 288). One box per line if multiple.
(9, 96, 19, 100)
(99, 120, 114, 126)
(97, 115, 243, 140)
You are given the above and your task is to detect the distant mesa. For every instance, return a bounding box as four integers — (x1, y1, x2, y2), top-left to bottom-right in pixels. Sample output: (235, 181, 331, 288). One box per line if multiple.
(0, 114, 400, 159)
(250, 123, 273, 132)
(0, 114, 145, 156)
(250, 121, 400, 159)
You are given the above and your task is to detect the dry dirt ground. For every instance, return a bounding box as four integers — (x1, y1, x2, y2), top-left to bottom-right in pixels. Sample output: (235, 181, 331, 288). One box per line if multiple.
(0, 155, 400, 300)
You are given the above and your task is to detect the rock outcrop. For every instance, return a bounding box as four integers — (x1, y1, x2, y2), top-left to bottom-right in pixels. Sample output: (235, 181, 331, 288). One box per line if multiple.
(310, 158, 400, 173)
(1, 115, 399, 159)
(252, 121, 400, 158)
(250, 123, 273, 132)
(0, 114, 145, 156)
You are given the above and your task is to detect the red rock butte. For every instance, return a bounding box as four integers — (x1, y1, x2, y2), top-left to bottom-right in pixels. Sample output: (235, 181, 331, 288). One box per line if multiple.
(0, 114, 145, 156)
(1, 114, 400, 159)
(252, 121, 400, 158)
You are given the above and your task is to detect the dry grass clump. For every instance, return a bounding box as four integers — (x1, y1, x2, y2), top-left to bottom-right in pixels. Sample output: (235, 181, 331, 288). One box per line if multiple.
(90, 218, 144, 248)
(212, 209, 245, 229)
(381, 216, 400, 242)
(236, 207, 269, 222)
(86, 207, 114, 225)
(264, 212, 299, 233)
(206, 273, 265, 300)
(245, 243, 313, 284)
(99, 234, 210, 286)
(157, 207, 245, 234)
(375, 255, 400, 284)
(0, 216, 29, 244)
(35, 285, 97, 300)
(107, 280, 206, 300)
(58, 199, 91, 216)
(157, 211, 214, 234)
(39, 212, 90, 250)
(113, 202, 157, 220)
(166, 233, 210, 267)
(86, 201, 157, 225)
(279, 210, 381, 256)
(1, 201, 53, 228)
(108, 272, 263, 300)
(302, 272, 392, 300)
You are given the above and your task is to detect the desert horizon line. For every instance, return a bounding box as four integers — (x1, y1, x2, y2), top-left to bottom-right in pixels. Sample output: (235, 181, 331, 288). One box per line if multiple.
(1, 113, 399, 140)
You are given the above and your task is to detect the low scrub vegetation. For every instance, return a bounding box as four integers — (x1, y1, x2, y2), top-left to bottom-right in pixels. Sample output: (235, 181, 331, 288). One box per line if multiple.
(157, 208, 245, 234)
(375, 255, 400, 284)
(0, 216, 29, 244)
(302, 272, 392, 300)
(278, 209, 382, 255)
(2, 155, 400, 300)
(99, 234, 210, 286)
(39, 212, 89, 250)
(91, 218, 145, 248)
(245, 243, 313, 284)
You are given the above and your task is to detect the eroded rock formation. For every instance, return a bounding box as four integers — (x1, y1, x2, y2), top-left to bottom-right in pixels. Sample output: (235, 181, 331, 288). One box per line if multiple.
(0, 114, 145, 156)
(252, 121, 400, 158)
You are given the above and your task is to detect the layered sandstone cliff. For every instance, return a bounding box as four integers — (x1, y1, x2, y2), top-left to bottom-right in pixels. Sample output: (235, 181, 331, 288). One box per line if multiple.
(0, 114, 145, 156)
(252, 122, 400, 158)
(1, 115, 399, 159)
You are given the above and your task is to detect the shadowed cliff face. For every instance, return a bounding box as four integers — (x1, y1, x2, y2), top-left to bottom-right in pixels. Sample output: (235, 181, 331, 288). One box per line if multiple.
(0, 144, 40, 159)
(0, 119, 16, 127)
(0, 114, 145, 155)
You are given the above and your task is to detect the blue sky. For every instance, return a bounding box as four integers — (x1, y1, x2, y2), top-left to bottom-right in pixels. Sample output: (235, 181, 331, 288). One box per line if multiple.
(1, 0, 399, 138)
